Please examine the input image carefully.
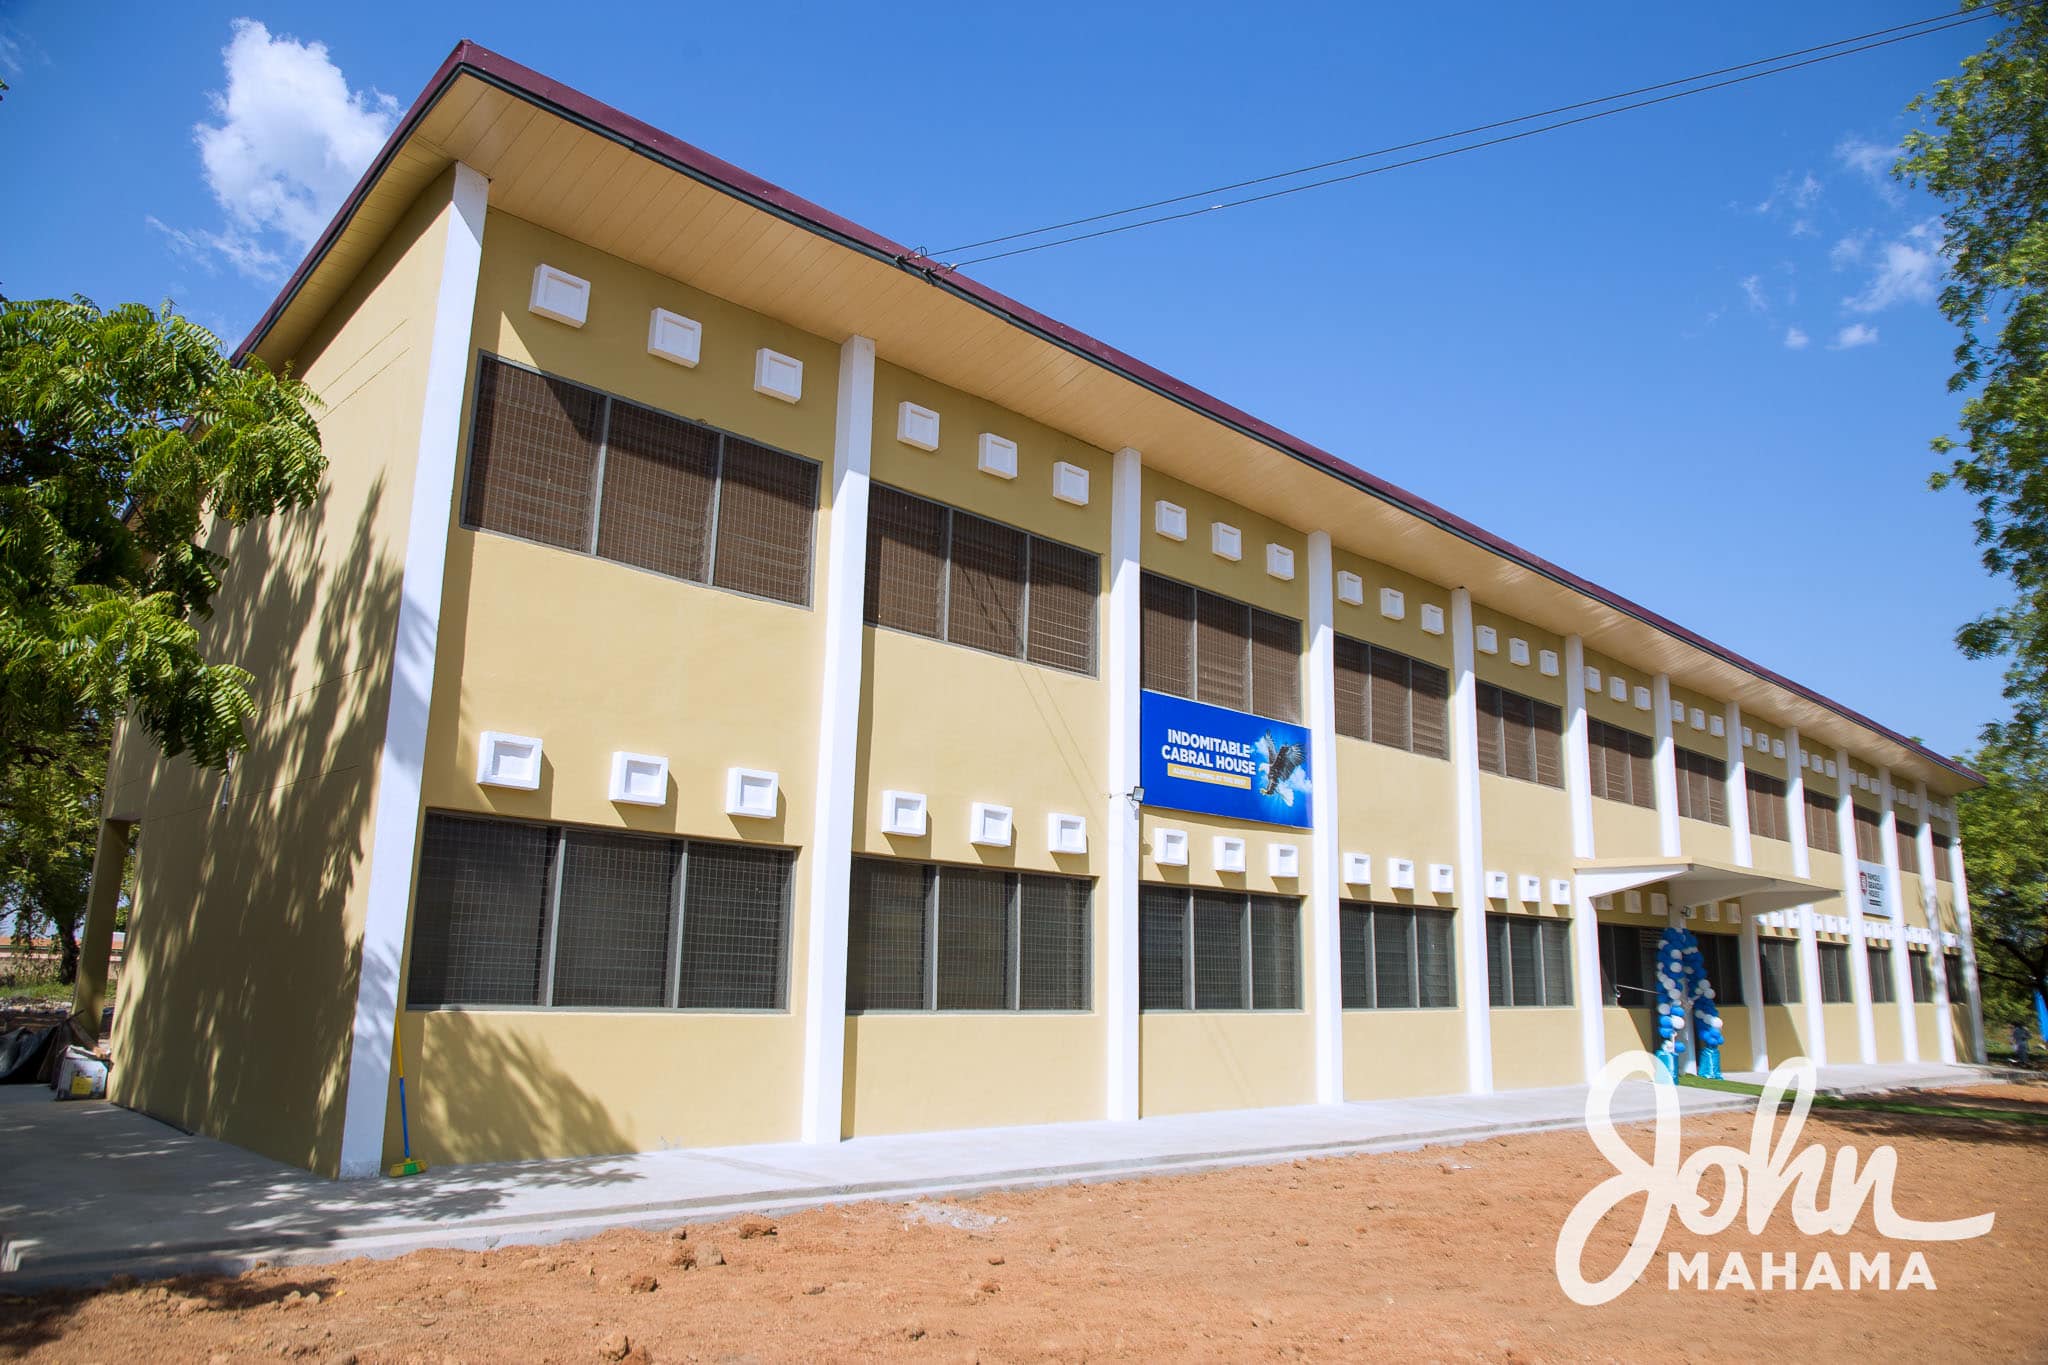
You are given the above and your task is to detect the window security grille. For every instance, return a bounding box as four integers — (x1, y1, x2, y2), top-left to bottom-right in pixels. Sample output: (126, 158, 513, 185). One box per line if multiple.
(1760, 937, 1803, 1005)
(1747, 771, 1790, 843)
(1865, 943, 1896, 1004)
(1140, 572, 1301, 721)
(1339, 903, 1457, 1009)
(1943, 953, 1966, 1000)
(1931, 830, 1954, 883)
(407, 813, 792, 1010)
(1674, 748, 1728, 826)
(1806, 790, 1842, 854)
(1474, 682, 1563, 787)
(1332, 637, 1450, 760)
(462, 353, 818, 605)
(1853, 804, 1884, 862)
(846, 859, 1090, 1011)
(1587, 720, 1656, 809)
(863, 485, 1099, 675)
(1910, 949, 1934, 1004)
(1486, 914, 1573, 1008)
(1138, 885, 1300, 1011)
(1896, 822, 1921, 876)
(1818, 942, 1852, 1003)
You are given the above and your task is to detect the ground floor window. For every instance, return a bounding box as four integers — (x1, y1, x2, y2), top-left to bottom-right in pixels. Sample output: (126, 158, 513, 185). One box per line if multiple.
(1694, 932, 1745, 1007)
(1139, 886, 1300, 1011)
(1486, 914, 1572, 1008)
(1339, 903, 1456, 1009)
(1759, 937, 1802, 1005)
(406, 812, 792, 1010)
(1865, 943, 1896, 1004)
(1910, 948, 1935, 1003)
(1597, 923, 1657, 1007)
(847, 859, 1091, 1012)
(1818, 942, 1852, 1004)
(1945, 953, 1968, 1001)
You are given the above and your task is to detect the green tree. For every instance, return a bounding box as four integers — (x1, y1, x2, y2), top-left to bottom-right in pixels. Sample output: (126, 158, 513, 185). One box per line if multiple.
(1898, 0, 2048, 1028)
(0, 298, 324, 981)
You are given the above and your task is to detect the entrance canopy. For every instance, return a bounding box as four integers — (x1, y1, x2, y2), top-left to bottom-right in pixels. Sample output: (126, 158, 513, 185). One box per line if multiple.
(1574, 857, 1834, 915)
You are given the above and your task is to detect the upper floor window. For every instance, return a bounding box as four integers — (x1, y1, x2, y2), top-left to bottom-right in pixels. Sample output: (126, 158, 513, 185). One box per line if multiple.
(1141, 573, 1300, 721)
(863, 485, 1098, 675)
(1896, 821, 1921, 876)
(1806, 789, 1841, 854)
(463, 354, 818, 605)
(1674, 747, 1727, 825)
(1333, 637, 1448, 760)
(1475, 682, 1562, 787)
(1853, 803, 1883, 861)
(1932, 829, 1954, 883)
(1746, 771, 1790, 842)
(1587, 719, 1654, 809)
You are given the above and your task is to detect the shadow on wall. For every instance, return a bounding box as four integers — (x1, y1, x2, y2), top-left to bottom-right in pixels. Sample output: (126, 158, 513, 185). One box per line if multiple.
(397, 1013, 637, 1169)
(114, 478, 403, 1176)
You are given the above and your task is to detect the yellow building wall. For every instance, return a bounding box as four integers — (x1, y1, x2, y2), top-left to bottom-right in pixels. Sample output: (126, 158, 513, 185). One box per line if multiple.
(1330, 550, 1453, 669)
(1470, 604, 1565, 702)
(1750, 835, 1797, 879)
(1139, 811, 1309, 895)
(1581, 648, 1653, 734)
(1822, 1003, 1862, 1061)
(1678, 816, 1734, 866)
(843, 1014, 1104, 1136)
(1898, 872, 1928, 927)
(1478, 775, 1573, 895)
(1592, 800, 1662, 860)
(1605, 1008, 1657, 1059)
(1490, 1009, 1583, 1089)
(109, 170, 466, 1176)
(1342, 1010, 1467, 1098)
(1143, 468, 1306, 620)
(1760, 1003, 1811, 1066)
(1335, 740, 1458, 900)
(1139, 1012, 1315, 1116)
(1871, 1006, 1904, 1062)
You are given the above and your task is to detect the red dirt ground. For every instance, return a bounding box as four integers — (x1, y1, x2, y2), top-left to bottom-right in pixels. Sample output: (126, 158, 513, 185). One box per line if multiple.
(2, 1082, 2043, 1363)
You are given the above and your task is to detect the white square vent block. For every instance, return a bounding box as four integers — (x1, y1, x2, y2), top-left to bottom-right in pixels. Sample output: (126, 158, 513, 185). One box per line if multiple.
(1051, 462, 1090, 506)
(528, 265, 589, 327)
(1703, 903, 1720, 922)
(897, 401, 940, 451)
(1336, 570, 1364, 605)
(1509, 637, 1530, 666)
(881, 789, 928, 837)
(1726, 904, 1741, 923)
(1670, 699, 1686, 721)
(1155, 500, 1188, 541)
(1595, 895, 1615, 912)
(1518, 874, 1542, 904)
(1155, 827, 1190, 867)
(1634, 686, 1651, 711)
(977, 433, 1017, 479)
(1625, 890, 1643, 915)
(1268, 843, 1300, 878)
(1379, 587, 1405, 620)
(1388, 857, 1416, 890)
(1709, 715, 1725, 738)
(1214, 835, 1247, 874)
(1486, 869, 1509, 899)
(1772, 739, 1786, 759)
(970, 802, 1014, 848)
(1428, 863, 1456, 894)
(647, 308, 701, 366)
(1825, 760, 1838, 778)
(724, 767, 780, 819)
(1538, 649, 1559, 676)
(476, 731, 543, 790)
(1742, 728, 1755, 747)
(609, 751, 669, 806)
(1756, 731, 1772, 753)
(1420, 603, 1445, 635)
(1585, 666, 1602, 691)
(1343, 851, 1372, 885)
(1550, 878, 1573, 907)
(753, 348, 803, 403)
(1691, 708, 1706, 731)
(1476, 625, 1498, 654)
(1047, 812, 1088, 855)
(1265, 543, 1295, 580)
(1651, 892, 1669, 917)
(1609, 676, 1628, 703)
(1211, 522, 1242, 561)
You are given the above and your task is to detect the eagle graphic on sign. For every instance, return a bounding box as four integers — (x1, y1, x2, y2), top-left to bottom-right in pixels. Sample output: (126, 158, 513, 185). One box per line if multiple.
(1257, 732, 1307, 803)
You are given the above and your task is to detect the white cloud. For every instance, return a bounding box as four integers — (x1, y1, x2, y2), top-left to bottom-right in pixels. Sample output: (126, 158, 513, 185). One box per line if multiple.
(1829, 232, 1870, 270)
(150, 19, 396, 281)
(1844, 218, 1942, 312)
(1835, 136, 1904, 204)
(1741, 274, 1769, 312)
(195, 19, 396, 247)
(1784, 327, 1810, 350)
(1830, 323, 1880, 350)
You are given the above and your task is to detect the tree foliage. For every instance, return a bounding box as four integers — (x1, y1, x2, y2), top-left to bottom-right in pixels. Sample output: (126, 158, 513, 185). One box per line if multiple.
(0, 299, 325, 978)
(1955, 734, 2048, 1024)
(1899, 0, 2048, 741)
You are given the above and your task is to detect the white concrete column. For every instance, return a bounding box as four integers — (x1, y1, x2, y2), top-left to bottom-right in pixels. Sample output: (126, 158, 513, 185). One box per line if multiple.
(1879, 768, 1919, 1062)
(1837, 747, 1878, 1064)
(337, 162, 489, 1179)
(1725, 702, 1766, 1070)
(1304, 532, 1344, 1104)
(1917, 780, 1956, 1063)
(798, 332, 878, 1144)
(1947, 819, 1988, 1063)
(1449, 588, 1493, 1093)
(1563, 636, 1603, 1081)
(1103, 447, 1144, 1121)
(1651, 674, 1681, 857)
(1785, 727, 1827, 1065)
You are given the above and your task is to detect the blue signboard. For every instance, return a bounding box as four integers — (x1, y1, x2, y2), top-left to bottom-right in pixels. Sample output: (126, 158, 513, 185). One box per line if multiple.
(1139, 690, 1312, 829)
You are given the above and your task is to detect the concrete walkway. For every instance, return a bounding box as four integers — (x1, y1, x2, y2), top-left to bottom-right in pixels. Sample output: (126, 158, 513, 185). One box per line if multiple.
(0, 1060, 1990, 1288)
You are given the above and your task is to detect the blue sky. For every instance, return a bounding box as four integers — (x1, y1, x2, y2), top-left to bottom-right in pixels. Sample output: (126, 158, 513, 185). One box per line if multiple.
(0, 2, 2008, 757)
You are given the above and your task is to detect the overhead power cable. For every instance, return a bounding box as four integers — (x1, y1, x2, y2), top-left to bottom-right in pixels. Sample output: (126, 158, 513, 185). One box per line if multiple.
(929, 6, 2009, 270)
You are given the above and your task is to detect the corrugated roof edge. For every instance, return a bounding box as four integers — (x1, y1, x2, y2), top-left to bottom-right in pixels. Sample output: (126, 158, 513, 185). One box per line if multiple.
(231, 38, 1981, 789)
